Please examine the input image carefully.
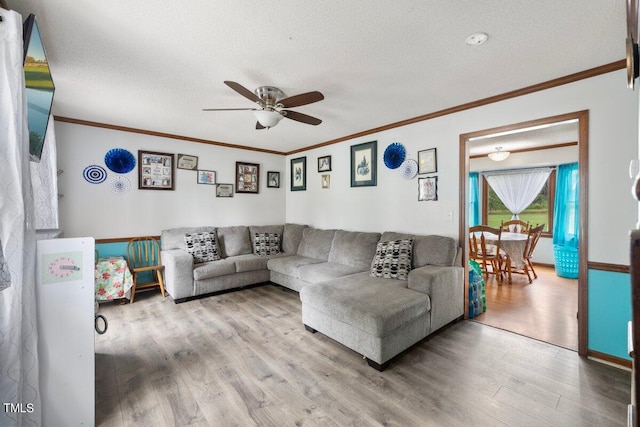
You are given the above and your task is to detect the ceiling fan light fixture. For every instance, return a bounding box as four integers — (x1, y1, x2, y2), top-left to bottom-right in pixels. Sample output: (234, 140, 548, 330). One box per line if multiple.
(254, 110, 283, 128)
(488, 146, 510, 161)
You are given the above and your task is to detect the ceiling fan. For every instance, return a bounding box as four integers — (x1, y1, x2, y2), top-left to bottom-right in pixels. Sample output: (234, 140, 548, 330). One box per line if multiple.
(203, 81, 324, 129)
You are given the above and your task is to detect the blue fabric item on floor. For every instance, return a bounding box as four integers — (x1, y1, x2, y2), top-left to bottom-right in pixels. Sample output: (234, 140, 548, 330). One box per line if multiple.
(468, 259, 486, 319)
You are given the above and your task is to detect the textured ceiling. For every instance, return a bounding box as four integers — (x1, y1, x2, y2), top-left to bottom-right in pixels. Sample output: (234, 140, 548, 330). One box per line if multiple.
(8, 1, 625, 153)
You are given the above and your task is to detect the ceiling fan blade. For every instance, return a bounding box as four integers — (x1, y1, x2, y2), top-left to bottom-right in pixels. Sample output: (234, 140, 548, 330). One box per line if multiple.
(282, 110, 322, 125)
(278, 91, 324, 108)
(224, 81, 262, 104)
(256, 121, 266, 130)
(202, 108, 259, 111)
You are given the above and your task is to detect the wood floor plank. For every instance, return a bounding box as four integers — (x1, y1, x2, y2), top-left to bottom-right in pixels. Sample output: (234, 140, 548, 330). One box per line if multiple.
(95, 283, 630, 426)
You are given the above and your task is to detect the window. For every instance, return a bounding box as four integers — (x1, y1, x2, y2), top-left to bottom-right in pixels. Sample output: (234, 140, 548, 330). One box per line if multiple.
(482, 170, 555, 235)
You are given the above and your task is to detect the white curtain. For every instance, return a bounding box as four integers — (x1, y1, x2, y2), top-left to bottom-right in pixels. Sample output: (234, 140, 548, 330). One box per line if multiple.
(485, 167, 552, 219)
(30, 116, 59, 230)
(0, 9, 42, 427)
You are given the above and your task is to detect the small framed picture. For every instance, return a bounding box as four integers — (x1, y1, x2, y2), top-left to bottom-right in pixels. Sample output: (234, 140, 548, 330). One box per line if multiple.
(177, 154, 198, 170)
(216, 183, 234, 197)
(318, 155, 332, 172)
(267, 171, 280, 188)
(197, 170, 216, 185)
(418, 148, 437, 174)
(321, 174, 330, 189)
(291, 157, 306, 191)
(418, 176, 438, 201)
(351, 141, 377, 187)
(138, 150, 175, 190)
(236, 162, 260, 194)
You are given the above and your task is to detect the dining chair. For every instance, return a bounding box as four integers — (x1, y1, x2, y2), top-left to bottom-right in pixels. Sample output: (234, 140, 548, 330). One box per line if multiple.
(500, 219, 530, 234)
(469, 225, 510, 285)
(126, 236, 165, 303)
(507, 224, 544, 283)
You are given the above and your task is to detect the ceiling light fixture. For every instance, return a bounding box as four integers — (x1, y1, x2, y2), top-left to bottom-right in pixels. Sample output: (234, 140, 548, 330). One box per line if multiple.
(488, 146, 510, 161)
(465, 32, 488, 46)
(254, 110, 283, 129)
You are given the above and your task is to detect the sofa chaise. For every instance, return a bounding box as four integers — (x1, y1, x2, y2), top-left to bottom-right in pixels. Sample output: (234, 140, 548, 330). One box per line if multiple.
(160, 223, 464, 370)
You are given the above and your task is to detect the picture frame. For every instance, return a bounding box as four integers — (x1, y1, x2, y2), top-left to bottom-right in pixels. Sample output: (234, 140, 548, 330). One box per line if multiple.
(177, 154, 199, 170)
(196, 170, 216, 185)
(235, 162, 260, 193)
(418, 176, 438, 201)
(290, 157, 307, 191)
(216, 183, 234, 197)
(267, 171, 280, 188)
(321, 174, 331, 189)
(350, 140, 377, 187)
(418, 148, 437, 174)
(138, 150, 175, 190)
(318, 155, 332, 172)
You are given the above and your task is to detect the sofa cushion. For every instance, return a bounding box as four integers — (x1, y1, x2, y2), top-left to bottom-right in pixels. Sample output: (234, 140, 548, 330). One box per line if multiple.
(230, 253, 289, 273)
(296, 228, 336, 261)
(217, 226, 252, 257)
(184, 232, 221, 264)
(300, 273, 429, 337)
(161, 226, 215, 251)
(282, 223, 307, 254)
(249, 225, 284, 253)
(254, 233, 281, 256)
(193, 259, 236, 280)
(297, 262, 365, 284)
(267, 255, 325, 278)
(370, 239, 413, 280)
(380, 232, 457, 267)
(327, 230, 380, 270)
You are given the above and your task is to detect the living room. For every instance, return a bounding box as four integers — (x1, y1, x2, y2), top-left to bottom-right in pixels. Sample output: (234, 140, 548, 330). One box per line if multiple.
(1, 1, 639, 426)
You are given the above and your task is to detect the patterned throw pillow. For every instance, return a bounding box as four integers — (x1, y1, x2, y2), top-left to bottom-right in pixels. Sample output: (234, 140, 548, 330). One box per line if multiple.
(184, 232, 221, 263)
(254, 233, 281, 256)
(370, 239, 413, 280)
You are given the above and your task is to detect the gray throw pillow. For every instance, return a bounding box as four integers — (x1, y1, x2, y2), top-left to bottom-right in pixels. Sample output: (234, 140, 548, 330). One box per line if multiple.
(254, 233, 280, 257)
(184, 232, 221, 263)
(370, 239, 413, 280)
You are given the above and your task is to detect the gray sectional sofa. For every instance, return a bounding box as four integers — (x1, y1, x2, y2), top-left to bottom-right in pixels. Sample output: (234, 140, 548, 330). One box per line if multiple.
(160, 223, 464, 370)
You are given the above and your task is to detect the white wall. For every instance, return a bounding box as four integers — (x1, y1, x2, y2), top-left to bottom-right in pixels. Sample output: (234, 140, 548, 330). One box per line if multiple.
(55, 122, 286, 239)
(286, 70, 638, 265)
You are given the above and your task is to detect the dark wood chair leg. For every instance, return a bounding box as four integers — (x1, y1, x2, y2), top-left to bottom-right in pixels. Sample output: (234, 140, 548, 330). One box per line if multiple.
(304, 324, 317, 333)
(365, 358, 389, 371)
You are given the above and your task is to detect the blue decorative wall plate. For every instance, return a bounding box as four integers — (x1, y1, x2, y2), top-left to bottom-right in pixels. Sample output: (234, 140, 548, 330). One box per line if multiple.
(83, 165, 107, 184)
(104, 148, 136, 174)
(399, 159, 418, 180)
(383, 142, 406, 169)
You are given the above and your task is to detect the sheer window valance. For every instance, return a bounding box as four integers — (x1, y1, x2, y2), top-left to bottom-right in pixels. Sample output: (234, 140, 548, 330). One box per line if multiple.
(485, 167, 553, 220)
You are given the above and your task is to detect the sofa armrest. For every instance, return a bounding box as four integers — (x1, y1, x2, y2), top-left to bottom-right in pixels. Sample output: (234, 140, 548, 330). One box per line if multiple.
(161, 249, 195, 300)
(407, 265, 464, 332)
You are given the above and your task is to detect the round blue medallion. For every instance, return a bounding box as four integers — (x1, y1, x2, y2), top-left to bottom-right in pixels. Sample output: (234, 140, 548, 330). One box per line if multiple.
(383, 142, 406, 169)
(104, 148, 136, 174)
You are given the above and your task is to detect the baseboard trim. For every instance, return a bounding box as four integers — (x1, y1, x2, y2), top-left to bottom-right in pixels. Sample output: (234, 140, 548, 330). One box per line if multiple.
(587, 349, 632, 370)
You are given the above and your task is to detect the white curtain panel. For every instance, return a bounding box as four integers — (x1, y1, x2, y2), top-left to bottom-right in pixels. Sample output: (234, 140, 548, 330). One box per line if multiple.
(30, 116, 59, 230)
(486, 168, 552, 220)
(0, 9, 42, 426)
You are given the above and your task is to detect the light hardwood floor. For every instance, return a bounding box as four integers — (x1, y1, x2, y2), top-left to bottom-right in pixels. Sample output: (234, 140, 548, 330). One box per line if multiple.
(472, 264, 578, 350)
(95, 283, 629, 426)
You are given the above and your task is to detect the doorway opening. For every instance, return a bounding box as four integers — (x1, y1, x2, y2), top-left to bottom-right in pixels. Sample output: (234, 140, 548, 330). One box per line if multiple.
(459, 110, 588, 355)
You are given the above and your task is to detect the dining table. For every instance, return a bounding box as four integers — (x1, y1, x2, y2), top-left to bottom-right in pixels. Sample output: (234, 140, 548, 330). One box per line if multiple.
(94, 256, 134, 301)
(473, 231, 529, 270)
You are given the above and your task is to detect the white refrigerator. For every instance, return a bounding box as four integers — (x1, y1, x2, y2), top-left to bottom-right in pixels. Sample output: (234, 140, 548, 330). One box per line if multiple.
(36, 237, 95, 426)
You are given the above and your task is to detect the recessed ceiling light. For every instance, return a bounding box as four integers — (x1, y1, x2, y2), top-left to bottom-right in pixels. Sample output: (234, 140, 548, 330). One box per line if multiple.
(465, 32, 488, 46)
